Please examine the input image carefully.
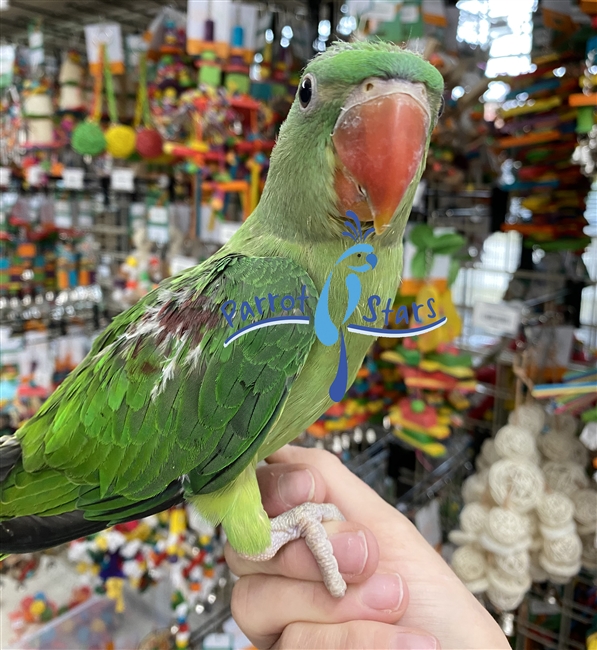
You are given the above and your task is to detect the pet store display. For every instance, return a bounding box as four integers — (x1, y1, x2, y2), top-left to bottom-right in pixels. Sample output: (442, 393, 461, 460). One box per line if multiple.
(450, 402, 596, 614)
(1, 2, 596, 649)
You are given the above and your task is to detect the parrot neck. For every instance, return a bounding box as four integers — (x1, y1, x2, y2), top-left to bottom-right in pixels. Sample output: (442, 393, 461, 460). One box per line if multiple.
(225, 210, 404, 311)
(235, 197, 412, 254)
(234, 158, 422, 252)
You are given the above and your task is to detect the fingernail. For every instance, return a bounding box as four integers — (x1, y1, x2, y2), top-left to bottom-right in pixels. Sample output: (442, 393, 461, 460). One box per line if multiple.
(359, 573, 404, 611)
(330, 531, 368, 576)
(278, 469, 315, 507)
(390, 633, 438, 649)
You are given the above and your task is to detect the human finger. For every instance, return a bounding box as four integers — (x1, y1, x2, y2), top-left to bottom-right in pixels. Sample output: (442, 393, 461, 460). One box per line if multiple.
(226, 520, 379, 583)
(267, 447, 509, 649)
(256, 462, 326, 517)
(273, 621, 439, 650)
(231, 572, 409, 650)
(266, 446, 400, 530)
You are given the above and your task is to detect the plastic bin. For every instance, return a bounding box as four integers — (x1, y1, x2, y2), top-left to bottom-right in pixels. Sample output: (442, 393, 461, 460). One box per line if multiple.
(11, 581, 172, 650)
(13, 596, 118, 650)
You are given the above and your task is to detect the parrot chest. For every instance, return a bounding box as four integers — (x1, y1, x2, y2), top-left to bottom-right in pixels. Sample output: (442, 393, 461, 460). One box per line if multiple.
(257, 245, 400, 457)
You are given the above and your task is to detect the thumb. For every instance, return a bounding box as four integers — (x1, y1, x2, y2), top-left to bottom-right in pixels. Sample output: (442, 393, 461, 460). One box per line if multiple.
(266, 446, 402, 532)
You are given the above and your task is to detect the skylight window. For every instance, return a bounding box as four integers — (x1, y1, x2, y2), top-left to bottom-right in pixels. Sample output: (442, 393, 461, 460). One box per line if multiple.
(456, 0, 537, 77)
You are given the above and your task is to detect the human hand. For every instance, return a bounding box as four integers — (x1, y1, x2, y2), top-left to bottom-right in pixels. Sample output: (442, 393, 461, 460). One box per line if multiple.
(226, 446, 510, 650)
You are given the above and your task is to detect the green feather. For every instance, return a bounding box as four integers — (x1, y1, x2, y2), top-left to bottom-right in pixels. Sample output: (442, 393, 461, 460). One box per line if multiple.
(99, 446, 128, 496)
(107, 367, 129, 411)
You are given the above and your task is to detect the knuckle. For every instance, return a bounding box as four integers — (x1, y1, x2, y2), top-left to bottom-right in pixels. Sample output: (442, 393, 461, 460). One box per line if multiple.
(230, 577, 252, 626)
(343, 621, 374, 649)
(276, 623, 308, 650)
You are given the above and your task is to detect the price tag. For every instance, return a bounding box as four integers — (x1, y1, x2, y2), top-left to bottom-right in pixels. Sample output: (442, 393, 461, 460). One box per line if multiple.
(0, 167, 10, 187)
(187, 0, 234, 49)
(1, 191, 18, 208)
(63, 168, 85, 190)
(92, 193, 104, 214)
(401, 4, 420, 23)
(422, 0, 447, 26)
(147, 224, 169, 244)
(54, 200, 72, 229)
(130, 202, 145, 217)
(55, 215, 73, 228)
(78, 214, 93, 229)
(84, 23, 124, 74)
(29, 30, 43, 49)
(27, 165, 44, 187)
(473, 301, 522, 337)
(0, 44, 15, 87)
(129, 202, 146, 230)
(148, 205, 169, 225)
(78, 200, 93, 229)
(110, 168, 135, 192)
(365, 1, 398, 21)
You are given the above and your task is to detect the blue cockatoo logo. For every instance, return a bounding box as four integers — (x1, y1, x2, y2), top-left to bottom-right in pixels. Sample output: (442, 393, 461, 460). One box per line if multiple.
(314, 211, 377, 402)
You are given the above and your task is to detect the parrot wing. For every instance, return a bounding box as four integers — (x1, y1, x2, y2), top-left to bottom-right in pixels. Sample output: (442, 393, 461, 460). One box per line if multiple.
(2, 254, 318, 531)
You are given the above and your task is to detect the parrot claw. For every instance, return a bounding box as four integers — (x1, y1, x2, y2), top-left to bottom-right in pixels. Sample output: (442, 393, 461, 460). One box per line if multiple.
(239, 502, 347, 598)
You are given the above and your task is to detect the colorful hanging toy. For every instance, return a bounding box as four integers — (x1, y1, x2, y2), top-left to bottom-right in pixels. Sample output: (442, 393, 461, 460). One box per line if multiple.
(135, 52, 163, 159)
(103, 48, 136, 159)
(71, 44, 107, 157)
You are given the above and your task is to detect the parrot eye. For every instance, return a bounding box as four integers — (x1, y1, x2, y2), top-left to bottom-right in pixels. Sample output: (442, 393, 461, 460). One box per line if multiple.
(298, 75, 314, 109)
(437, 96, 445, 119)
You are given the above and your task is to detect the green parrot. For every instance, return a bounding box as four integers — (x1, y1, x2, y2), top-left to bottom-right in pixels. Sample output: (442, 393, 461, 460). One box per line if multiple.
(0, 41, 443, 597)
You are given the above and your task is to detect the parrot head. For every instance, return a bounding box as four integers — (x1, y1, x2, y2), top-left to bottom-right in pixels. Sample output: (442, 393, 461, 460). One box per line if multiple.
(259, 41, 444, 242)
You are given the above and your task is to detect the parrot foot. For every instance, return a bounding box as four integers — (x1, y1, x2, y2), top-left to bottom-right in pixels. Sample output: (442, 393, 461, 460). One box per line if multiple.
(239, 502, 347, 598)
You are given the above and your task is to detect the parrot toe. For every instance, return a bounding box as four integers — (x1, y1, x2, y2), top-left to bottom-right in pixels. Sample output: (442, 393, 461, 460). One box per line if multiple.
(238, 502, 347, 598)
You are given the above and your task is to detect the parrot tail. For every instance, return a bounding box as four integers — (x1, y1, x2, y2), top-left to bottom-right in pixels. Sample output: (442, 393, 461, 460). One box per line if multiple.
(0, 512, 113, 555)
(0, 429, 186, 558)
(0, 482, 185, 555)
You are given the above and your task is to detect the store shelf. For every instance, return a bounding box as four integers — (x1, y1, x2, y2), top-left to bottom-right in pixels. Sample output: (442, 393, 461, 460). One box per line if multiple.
(510, 572, 597, 650)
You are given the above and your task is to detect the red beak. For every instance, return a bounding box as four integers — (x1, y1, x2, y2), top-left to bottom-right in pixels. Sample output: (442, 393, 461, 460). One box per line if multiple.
(333, 78, 430, 235)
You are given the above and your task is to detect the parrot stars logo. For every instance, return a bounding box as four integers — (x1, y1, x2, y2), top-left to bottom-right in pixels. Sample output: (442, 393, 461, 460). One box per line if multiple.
(221, 211, 447, 403)
(313, 212, 377, 402)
